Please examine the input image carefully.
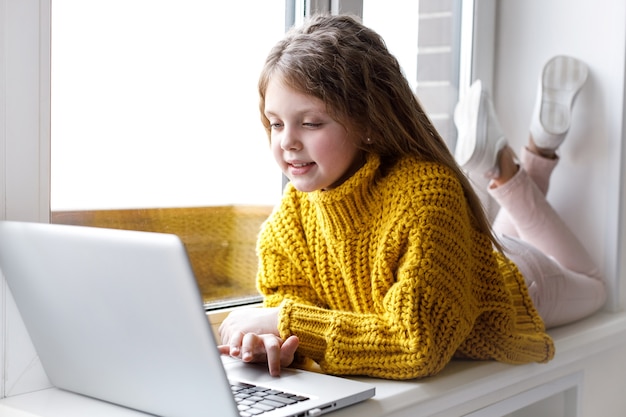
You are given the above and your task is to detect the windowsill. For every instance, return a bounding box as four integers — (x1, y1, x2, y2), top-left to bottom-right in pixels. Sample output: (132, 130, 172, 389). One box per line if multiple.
(1, 311, 625, 417)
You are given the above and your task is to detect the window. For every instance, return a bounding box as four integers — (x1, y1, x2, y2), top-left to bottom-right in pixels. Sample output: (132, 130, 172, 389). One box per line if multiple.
(49, 1, 288, 306)
(48, 0, 467, 308)
(363, 0, 462, 149)
(50, 1, 286, 211)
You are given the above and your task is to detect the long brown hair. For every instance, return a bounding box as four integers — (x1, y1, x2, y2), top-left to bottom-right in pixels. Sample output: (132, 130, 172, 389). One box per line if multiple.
(258, 14, 500, 249)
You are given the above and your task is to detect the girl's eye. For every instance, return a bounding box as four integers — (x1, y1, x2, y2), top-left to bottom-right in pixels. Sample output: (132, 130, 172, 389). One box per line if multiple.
(269, 122, 283, 129)
(303, 122, 322, 128)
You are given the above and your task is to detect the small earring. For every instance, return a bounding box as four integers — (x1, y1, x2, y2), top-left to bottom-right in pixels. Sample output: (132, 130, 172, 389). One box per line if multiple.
(366, 137, 372, 143)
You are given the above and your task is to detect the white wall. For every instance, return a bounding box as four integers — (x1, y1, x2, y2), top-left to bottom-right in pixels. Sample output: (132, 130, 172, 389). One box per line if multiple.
(492, 0, 625, 311)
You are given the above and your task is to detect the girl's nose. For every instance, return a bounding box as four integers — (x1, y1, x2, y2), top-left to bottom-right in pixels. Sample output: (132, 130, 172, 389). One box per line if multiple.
(280, 127, 301, 151)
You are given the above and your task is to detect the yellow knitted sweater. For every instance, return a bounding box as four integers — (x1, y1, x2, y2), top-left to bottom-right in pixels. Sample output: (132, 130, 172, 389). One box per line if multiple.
(257, 154, 555, 380)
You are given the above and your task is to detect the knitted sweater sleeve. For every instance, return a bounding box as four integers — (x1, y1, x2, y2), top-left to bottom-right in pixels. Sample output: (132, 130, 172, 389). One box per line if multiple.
(257, 163, 552, 380)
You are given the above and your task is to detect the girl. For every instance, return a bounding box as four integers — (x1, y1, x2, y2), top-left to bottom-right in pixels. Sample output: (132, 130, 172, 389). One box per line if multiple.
(218, 14, 606, 380)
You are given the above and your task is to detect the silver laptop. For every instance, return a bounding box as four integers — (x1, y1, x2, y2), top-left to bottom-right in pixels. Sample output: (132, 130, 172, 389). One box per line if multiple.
(0, 221, 375, 417)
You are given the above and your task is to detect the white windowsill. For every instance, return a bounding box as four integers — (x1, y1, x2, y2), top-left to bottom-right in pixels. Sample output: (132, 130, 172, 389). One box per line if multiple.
(1, 311, 625, 417)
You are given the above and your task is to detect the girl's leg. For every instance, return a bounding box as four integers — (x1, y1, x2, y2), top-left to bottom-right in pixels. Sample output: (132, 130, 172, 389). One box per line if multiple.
(490, 167, 606, 328)
(454, 57, 605, 328)
(489, 164, 599, 278)
(491, 146, 558, 237)
(518, 144, 558, 195)
(499, 234, 606, 328)
(482, 55, 588, 240)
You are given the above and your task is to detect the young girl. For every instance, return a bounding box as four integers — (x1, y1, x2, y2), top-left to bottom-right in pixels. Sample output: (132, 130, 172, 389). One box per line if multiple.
(218, 14, 606, 380)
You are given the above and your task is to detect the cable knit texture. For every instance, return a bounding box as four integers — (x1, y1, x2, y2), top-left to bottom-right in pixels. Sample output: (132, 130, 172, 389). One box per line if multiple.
(257, 154, 555, 380)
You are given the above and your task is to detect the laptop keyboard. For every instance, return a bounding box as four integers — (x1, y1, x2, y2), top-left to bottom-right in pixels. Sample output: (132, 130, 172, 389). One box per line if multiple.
(230, 381, 310, 416)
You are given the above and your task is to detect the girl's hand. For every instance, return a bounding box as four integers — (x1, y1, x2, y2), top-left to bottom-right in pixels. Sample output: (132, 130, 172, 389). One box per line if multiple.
(218, 307, 299, 376)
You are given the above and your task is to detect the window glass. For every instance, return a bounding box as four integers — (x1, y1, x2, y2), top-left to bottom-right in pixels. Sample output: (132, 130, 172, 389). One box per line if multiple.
(50, 1, 286, 306)
(363, 0, 461, 147)
(51, 1, 285, 210)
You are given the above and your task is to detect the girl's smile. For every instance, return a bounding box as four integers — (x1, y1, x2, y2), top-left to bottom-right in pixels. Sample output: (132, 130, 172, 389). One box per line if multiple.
(286, 161, 315, 176)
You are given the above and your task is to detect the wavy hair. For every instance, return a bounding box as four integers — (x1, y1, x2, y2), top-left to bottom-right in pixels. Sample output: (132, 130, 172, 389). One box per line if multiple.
(258, 14, 499, 249)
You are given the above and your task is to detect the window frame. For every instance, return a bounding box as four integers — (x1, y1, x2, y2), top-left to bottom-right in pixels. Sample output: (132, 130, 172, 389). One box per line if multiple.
(2, 0, 51, 224)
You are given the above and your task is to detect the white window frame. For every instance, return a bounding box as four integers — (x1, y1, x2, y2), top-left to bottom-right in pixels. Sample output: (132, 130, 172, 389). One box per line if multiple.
(2, 0, 51, 224)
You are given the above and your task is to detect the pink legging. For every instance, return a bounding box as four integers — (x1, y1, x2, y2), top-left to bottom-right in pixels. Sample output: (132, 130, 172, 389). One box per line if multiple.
(488, 147, 606, 328)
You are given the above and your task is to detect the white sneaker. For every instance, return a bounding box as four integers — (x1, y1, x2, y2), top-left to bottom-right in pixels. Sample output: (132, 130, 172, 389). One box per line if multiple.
(530, 56, 588, 150)
(454, 80, 507, 178)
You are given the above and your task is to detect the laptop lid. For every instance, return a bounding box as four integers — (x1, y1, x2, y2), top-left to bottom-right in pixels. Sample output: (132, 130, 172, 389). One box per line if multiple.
(0, 221, 374, 417)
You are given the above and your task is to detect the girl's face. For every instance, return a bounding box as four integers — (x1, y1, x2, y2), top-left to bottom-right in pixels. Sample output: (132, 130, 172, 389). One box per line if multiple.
(264, 78, 365, 192)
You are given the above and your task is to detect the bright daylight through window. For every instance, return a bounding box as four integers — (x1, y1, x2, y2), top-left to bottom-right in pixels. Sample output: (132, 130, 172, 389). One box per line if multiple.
(50, 1, 287, 306)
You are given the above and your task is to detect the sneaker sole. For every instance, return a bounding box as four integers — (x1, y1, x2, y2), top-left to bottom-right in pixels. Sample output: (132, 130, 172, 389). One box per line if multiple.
(454, 80, 483, 167)
(539, 56, 588, 136)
